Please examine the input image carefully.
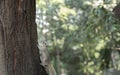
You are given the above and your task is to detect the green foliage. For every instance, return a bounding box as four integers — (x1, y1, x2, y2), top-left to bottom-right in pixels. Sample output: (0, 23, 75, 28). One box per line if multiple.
(36, 0, 120, 75)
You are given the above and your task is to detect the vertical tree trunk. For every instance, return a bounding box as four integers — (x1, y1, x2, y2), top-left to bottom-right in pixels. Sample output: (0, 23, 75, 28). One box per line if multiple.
(0, 0, 48, 75)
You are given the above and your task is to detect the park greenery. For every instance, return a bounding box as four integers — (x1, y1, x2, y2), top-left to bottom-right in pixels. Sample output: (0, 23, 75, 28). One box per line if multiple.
(36, 0, 120, 75)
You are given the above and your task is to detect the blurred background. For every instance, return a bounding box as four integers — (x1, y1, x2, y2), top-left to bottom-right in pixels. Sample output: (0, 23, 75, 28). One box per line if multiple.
(36, 0, 120, 75)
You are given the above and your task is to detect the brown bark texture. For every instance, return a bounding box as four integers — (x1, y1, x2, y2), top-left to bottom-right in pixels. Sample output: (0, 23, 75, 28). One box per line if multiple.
(0, 0, 48, 75)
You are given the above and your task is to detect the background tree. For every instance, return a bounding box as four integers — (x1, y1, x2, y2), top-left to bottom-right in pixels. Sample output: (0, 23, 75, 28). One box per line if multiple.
(0, 0, 47, 75)
(36, 0, 120, 75)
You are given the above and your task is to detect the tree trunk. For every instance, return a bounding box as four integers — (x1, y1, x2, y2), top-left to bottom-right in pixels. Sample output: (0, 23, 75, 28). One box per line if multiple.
(0, 0, 48, 75)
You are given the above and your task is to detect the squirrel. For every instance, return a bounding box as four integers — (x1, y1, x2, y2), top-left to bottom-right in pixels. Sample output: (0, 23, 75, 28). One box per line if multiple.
(37, 40, 57, 75)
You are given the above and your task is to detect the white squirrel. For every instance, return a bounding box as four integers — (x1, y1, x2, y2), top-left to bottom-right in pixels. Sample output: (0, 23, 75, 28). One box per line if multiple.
(37, 40, 57, 75)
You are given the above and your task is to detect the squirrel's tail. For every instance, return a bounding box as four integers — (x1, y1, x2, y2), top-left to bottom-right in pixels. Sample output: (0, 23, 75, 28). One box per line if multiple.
(47, 64, 57, 75)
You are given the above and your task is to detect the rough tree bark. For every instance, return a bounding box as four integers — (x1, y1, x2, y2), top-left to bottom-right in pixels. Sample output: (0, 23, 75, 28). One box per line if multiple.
(0, 0, 48, 75)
